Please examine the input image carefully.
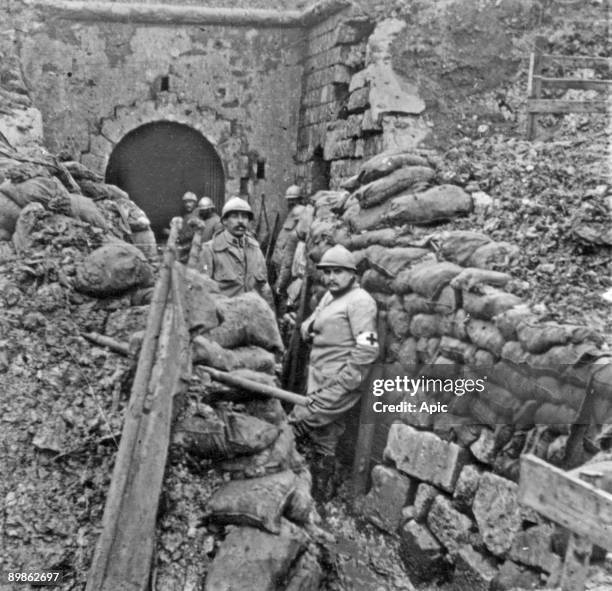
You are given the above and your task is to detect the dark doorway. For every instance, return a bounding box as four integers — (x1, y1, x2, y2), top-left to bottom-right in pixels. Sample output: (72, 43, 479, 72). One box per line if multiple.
(105, 121, 225, 237)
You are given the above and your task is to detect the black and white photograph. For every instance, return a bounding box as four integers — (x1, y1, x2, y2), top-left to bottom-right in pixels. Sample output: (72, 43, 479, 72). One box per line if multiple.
(0, 0, 610, 589)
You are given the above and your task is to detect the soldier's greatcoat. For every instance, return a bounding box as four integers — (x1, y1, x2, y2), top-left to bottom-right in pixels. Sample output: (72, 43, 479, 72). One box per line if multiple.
(200, 230, 273, 307)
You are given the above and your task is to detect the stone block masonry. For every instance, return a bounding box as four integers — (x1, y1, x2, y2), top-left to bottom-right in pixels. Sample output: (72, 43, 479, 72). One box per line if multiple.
(384, 423, 469, 493)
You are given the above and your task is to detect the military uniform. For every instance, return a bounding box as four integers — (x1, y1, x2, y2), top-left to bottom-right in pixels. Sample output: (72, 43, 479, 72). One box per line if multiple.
(271, 204, 305, 291)
(200, 229, 274, 308)
(289, 283, 379, 454)
(198, 211, 223, 242)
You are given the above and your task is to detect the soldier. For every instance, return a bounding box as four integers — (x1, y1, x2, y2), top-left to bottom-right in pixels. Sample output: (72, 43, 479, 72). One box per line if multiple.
(193, 196, 222, 242)
(271, 184, 306, 296)
(200, 196, 274, 308)
(289, 244, 379, 502)
(176, 191, 199, 262)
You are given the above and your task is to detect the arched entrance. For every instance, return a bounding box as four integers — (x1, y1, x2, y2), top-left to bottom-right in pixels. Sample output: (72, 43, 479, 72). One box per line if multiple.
(105, 121, 225, 237)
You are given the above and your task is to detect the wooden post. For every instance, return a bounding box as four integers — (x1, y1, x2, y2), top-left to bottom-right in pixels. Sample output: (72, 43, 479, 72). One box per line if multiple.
(351, 312, 387, 499)
(86, 217, 183, 591)
(527, 36, 546, 140)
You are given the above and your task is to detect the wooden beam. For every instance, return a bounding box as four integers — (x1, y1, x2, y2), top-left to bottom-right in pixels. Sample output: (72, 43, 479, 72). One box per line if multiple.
(543, 53, 612, 70)
(537, 76, 612, 92)
(526, 98, 609, 114)
(518, 454, 612, 552)
(86, 218, 183, 591)
(527, 36, 545, 140)
(24, 0, 351, 27)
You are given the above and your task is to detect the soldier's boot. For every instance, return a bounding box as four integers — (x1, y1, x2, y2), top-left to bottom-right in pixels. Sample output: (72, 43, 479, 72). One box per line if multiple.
(311, 454, 337, 504)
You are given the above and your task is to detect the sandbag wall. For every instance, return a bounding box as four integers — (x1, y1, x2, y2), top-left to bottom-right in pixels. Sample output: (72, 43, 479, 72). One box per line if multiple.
(296, 150, 612, 588)
(171, 269, 323, 590)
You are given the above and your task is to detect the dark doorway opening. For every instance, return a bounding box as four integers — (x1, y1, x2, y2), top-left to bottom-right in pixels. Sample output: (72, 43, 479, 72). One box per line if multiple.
(105, 121, 225, 237)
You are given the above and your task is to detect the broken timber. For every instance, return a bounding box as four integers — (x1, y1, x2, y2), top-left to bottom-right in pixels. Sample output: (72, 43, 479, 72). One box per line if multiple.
(86, 218, 190, 591)
(519, 454, 612, 591)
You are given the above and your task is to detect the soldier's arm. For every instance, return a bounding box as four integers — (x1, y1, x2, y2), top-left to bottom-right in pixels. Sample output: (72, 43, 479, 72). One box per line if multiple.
(324, 294, 379, 392)
(275, 231, 300, 293)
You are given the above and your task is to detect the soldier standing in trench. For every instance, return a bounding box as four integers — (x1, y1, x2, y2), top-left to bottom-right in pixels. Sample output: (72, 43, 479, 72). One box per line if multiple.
(271, 184, 305, 298)
(190, 196, 223, 242)
(199, 196, 274, 309)
(175, 191, 199, 262)
(288, 244, 379, 502)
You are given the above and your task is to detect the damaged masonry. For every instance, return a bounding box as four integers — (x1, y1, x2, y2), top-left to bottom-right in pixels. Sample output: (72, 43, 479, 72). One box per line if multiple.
(1, 0, 611, 590)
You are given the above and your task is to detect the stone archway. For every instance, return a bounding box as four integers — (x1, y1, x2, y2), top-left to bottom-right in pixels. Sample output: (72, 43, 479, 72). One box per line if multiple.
(105, 121, 225, 237)
(80, 96, 249, 210)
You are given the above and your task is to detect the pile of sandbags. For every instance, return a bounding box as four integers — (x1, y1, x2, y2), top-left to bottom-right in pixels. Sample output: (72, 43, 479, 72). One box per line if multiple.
(171, 265, 321, 591)
(0, 147, 156, 257)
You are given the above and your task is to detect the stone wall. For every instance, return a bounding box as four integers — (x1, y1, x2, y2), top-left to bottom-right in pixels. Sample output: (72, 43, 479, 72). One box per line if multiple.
(9, 2, 304, 218)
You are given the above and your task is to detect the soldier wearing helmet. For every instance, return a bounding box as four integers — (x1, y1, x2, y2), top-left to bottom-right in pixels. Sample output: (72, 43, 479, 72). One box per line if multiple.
(271, 184, 306, 295)
(288, 244, 379, 502)
(192, 196, 222, 242)
(199, 196, 274, 308)
(176, 191, 200, 262)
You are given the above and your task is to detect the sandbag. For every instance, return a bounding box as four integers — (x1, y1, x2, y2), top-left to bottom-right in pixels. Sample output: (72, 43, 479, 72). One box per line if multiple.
(434, 231, 492, 265)
(466, 241, 519, 269)
(284, 469, 315, 525)
(12, 202, 50, 253)
(386, 185, 472, 225)
(74, 241, 154, 296)
(450, 268, 512, 291)
(175, 265, 219, 332)
(466, 318, 505, 357)
(311, 190, 350, 218)
(396, 261, 463, 299)
(345, 228, 404, 250)
(342, 200, 388, 233)
(388, 304, 411, 339)
(397, 337, 419, 369)
(67, 192, 108, 229)
(358, 151, 430, 184)
(0, 191, 23, 240)
(0, 176, 66, 208)
(402, 293, 434, 316)
(193, 336, 237, 371)
(434, 285, 458, 314)
(173, 406, 280, 460)
(361, 269, 393, 294)
(533, 403, 577, 427)
(517, 323, 604, 354)
(409, 314, 440, 339)
(462, 288, 523, 321)
(365, 244, 432, 277)
(77, 179, 128, 202)
(131, 228, 157, 257)
(439, 336, 477, 365)
(354, 165, 434, 208)
(220, 423, 302, 478)
(495, 305, 536, 341)
(63, 160, 103, 182)
(206, 291, 284, 352)
(206, 470, 297, 534)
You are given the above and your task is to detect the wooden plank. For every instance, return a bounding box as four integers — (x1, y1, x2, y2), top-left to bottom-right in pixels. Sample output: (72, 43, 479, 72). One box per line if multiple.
(351, 312, 387, 498)
(561, 471, 594, 591)
(527, 36, 546, 140)
(537, 76, 612, 91)
(543, 53, 612, 70)
(86, 218, 184, 591)
(519, 454, 612, 552)
(527, 98, 609, 114)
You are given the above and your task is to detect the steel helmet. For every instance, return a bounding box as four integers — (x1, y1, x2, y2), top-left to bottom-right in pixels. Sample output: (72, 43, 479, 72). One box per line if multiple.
(221, 196, 253, 219)
(284, 184, 302, 200)
(198, 196, 215, 210)
(182, 191, 197, 203)
(316, 244, 356, 271)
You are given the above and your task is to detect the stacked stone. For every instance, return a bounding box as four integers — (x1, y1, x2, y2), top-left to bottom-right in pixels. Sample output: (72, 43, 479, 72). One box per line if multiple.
(173, 272, 322, 591)
(363, 431, 560, 589)
(296, 9, 375, 192)
(299, 149, 612, 588)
